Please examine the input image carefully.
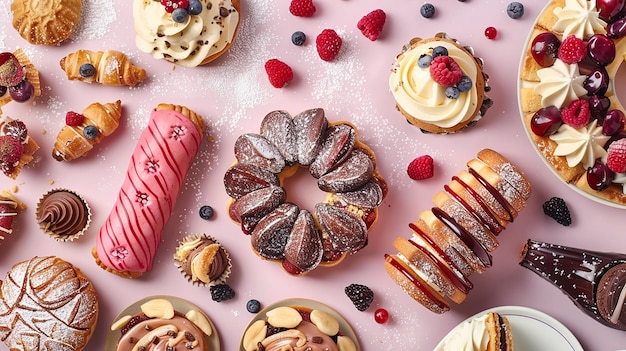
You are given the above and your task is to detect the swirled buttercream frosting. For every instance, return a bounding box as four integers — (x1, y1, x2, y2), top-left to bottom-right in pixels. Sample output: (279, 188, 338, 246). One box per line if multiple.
(36, 189, 91, 241)
(535, 59, 587, 109)
(133, 0, 240, 67)
(174, 234, 231, 286)
(389, 34, 491, 133)
(553, 0, 607, 39)
(549, 119, 609, 168)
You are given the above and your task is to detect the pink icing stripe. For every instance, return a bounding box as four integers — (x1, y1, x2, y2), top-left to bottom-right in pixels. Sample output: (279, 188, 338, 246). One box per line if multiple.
(96, 109, 202, 273)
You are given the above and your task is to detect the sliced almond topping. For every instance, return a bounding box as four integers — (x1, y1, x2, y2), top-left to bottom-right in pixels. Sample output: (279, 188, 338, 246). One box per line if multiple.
(266, 306, 302, 329)
(185, 309, 213, 336)
(110, 314, 132, 331)
(337, 335, 357, 351)
(242, 320, 267, 351)
(310, 309, 339, 336)
(140, 298, 175, 319)
(261, 329, 307, 347)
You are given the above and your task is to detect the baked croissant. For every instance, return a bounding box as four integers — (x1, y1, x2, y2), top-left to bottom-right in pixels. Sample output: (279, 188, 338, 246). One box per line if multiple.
(52, 100, 123, 161)
(60, 50, 146, 86)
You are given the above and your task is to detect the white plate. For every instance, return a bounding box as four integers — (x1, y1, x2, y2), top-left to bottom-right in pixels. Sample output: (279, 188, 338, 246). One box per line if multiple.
(437, 306, 583, 351)
(239, 298, 361, 351)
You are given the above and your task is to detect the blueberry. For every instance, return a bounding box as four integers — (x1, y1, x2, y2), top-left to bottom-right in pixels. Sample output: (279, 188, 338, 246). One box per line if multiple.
(507, 2, 524, 19)
(188, 0, 203, 15)
(83, 125, 99, 140)
(79, 63, 95, 78)
(457, 76, 473, 92)
(291, 31, 306, 46)
(420, 3, 435, 18)
(445, 86, 460, 99)
(246, 299, 261, 313)
(199, 205, 214, 220)
(432, 46, 448, 58)
(417, 54, 432, 68)
(172, 8, 189, 23)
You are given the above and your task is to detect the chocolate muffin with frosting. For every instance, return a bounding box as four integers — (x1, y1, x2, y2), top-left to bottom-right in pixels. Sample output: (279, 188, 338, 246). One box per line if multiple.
(36, 188, 91, 241)
(174, 233, 232, 287)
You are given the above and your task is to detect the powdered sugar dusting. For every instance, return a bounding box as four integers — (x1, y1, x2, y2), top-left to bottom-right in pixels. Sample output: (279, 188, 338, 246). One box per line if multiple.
(70, 0, 117, 42)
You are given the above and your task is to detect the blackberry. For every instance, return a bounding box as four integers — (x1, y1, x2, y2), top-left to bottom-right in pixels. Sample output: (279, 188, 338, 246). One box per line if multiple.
(199, 205, 214, 220)
(79, 63, 95, 78)
(83, 125, 99, 140)
(431, 46, 448, 58)
(457, 76, 473, 92)
(507, 2, 524, 19)
(246, 299, 261, 313)
(417, 54, 432, 68)
(210, 284, 235, 302)
(345, 283, 374, 311)
(542, 197, 572, 226)
(445, 86, 460, 99)
(291, 31, 306, 46)
(420, 3, 435, 18)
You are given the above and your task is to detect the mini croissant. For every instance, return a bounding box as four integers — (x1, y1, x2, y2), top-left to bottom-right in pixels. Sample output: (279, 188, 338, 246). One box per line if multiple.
(60, 50, 146, 86)
(52, 100, 123, 161)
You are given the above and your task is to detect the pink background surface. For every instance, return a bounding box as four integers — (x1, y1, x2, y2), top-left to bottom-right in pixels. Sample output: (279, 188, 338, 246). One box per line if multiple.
(1, 0, 625, 350)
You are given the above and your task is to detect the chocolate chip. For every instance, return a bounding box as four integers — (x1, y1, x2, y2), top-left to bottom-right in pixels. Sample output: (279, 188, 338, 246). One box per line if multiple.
(220, 6, 229, 17)
(312, 336, 323, 343)
(184, 331, 196, 341)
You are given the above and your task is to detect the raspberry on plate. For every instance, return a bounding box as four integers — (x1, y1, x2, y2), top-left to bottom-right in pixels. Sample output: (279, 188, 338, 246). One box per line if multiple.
(289, 0, 316, 17)
(315, 29, 342, 61)
(407, 155, 434, 180)
(558, 35, 586, 64)
(357, 9, 386, 41)
(607, 138, 626, 173)
(264, 58, 294, 88)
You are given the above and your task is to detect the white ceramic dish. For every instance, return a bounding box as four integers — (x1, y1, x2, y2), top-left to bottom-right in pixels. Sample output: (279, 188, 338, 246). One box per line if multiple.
(516, 1, 626, 209)
(437, 306, 583, 350)
(239, 298, 361, 351)
(104, 295, 220, 351)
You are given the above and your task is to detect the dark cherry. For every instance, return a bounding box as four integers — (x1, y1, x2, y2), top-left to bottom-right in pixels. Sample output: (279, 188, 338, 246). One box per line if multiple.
(587, 159, 615, 191)
(583, 67, 609, 95)
(597, 0, 625, 21)
(8, 79, 33, 102)
(587, 34, 616, 66)
(530, 32, 560, 67)
(0, 86, 6, 96)
(603, 110, 625, 135)
(530, 106, 562, 136)
(589, 95, 611, 121)
(608, 17, 626, 38)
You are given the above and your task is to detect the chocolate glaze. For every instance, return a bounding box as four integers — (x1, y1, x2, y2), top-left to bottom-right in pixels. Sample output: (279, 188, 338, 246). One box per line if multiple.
(447, 177, 503, 234)
(520, 239, 626, 330)
(468, 168, 514, 223)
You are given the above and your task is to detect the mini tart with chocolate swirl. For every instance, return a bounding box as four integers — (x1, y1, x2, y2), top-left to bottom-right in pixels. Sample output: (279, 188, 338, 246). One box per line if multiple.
(241, 303, 358, 351)
(173, 233, 232, 287)
(36, 188, 92, 242)
(110, 297, 217, 351)
(224, 108, 388, 276)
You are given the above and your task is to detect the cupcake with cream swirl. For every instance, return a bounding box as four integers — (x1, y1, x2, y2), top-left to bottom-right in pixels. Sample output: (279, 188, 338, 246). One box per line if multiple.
(174, 233, 232, 286)
(36, 188, 91, 242)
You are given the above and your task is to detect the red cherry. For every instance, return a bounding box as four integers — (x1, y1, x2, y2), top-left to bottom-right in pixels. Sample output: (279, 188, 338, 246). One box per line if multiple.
(530, 106, 562, 136)
(374, 308, 389, 324)
(531, 32, 561, 67)
(281, 259, 303, 276)
(484, 27, 497, 39)
(597, 0, 625, 21)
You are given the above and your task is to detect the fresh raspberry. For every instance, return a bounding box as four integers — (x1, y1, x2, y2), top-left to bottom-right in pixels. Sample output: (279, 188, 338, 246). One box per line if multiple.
(65, 111, 85, 126)
(0, 136, 24, 164)
(289, 0, 316, 17)
(264, 59, 294, 88)
(429, 56, 463, 87)
(607, 139, 626, 173)
(558, 35, 586, 64)
(407, 155, 434, 180)
(315, 29, 342, 62)
(357, 9, 386, 41)
(561, 99, 590, 128)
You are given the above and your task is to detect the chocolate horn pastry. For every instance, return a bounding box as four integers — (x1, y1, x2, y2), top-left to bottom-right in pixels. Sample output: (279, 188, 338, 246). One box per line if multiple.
(520, 239, 626, 331)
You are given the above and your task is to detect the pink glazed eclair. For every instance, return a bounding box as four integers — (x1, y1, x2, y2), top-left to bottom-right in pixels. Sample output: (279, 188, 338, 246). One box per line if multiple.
(93, 104, 205, 278)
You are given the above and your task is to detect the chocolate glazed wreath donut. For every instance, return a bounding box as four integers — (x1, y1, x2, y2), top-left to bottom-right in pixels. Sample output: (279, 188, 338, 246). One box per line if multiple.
(224, 108, 387, 276)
